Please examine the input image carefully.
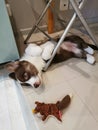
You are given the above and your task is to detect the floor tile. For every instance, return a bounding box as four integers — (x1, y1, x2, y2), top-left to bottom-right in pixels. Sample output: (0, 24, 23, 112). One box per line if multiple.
(68, 74, 98, 121)
(25, 82, 98, 130)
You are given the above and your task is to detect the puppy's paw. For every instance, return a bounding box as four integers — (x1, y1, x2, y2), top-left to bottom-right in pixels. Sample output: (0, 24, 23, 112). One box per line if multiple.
(84, 46, 94, 55)
(41, 41, 54, 60)
(86, 54, 95, 64)
(25, 43, 42, 56)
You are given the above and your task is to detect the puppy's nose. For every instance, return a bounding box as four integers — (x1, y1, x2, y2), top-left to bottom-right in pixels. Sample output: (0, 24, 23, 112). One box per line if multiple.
(34, 82, 40, 88)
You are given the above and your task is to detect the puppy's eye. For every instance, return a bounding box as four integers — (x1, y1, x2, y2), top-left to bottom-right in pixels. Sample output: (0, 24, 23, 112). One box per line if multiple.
(23, 72, 29, 80)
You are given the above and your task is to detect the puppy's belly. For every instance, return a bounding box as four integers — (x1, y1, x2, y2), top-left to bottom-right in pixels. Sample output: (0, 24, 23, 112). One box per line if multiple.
(60, 41, 82, 56)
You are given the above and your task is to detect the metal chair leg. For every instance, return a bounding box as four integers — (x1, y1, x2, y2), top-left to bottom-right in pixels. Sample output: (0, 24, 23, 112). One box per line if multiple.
(24, 0, 53, 44)
(70, 0, 98, 47)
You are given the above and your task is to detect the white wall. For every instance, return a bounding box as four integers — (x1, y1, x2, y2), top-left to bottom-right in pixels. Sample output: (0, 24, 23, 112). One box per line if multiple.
(8, 0, 98, 32)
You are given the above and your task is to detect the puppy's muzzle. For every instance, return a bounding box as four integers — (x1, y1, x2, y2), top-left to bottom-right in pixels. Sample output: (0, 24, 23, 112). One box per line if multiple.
(33, 81, 41, 88)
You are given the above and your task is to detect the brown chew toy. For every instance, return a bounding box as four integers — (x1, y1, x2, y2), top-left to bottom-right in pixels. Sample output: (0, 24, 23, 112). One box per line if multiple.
(32, 94, 72, 121)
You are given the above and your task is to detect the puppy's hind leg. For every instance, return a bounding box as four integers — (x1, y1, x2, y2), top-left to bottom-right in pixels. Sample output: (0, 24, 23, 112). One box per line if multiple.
(86, 54, 95, 64)
(74, 50, 95, 64)
(72, 47, 86, 59)
(82, 44, 96, 64)
(84, 46, 94, 55)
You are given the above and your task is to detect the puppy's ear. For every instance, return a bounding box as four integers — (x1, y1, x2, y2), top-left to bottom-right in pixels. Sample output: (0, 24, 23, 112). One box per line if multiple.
(9, 72, 16, 80)
(5, 61, 20, 72)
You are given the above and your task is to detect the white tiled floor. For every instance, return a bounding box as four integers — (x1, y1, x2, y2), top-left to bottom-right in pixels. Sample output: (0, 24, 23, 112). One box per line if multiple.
(1, 58, 98, 130)
(22, 58, 98, 130)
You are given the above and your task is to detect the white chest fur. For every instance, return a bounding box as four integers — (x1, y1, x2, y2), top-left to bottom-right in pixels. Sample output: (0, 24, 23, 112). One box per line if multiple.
(20, 41, 55, 72)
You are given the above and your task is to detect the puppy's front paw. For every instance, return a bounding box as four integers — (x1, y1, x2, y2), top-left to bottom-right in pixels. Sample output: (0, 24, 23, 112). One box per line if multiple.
(41, 41, 54, 60)
(25, 44, 42, 56)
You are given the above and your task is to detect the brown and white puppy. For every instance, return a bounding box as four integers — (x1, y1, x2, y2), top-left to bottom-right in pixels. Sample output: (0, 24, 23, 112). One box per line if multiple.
(6, 35, 98, 88)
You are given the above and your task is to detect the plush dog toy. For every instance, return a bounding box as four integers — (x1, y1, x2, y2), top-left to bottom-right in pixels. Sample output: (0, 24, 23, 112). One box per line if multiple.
(32, 94, 72, 121)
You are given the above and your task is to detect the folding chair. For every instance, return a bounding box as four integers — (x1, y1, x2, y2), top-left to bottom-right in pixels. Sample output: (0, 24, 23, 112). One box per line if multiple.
(24, 0, 98, 71)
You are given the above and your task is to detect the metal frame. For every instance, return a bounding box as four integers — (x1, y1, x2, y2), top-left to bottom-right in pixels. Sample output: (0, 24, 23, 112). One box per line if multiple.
(24, 0, 53, 44)
(24, 0, 98, 71)
(43, 0, 98, 71)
